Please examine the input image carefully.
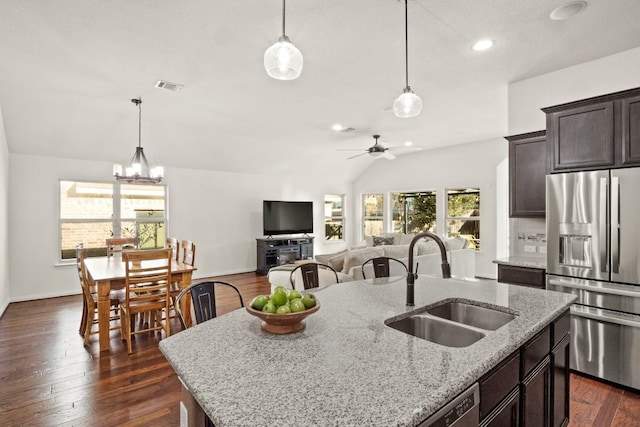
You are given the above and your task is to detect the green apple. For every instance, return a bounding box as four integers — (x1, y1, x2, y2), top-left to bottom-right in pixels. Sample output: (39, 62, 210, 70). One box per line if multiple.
(288, 289, 302, 301)
(301, 293, 316, 309)
(262, 301, 277, 313)
(276, 305, 291, 314)
(250, 295, 269, 311)
(290, 299, 305, 313)
(271, 288, 288, 306)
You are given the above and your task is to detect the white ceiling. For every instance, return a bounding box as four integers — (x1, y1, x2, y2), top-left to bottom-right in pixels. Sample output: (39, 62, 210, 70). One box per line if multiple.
(1, 0, 639, 180)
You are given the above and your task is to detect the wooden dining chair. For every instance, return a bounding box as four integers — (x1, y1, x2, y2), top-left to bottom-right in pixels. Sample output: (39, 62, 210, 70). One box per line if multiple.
(120, 249, 172, 354)
(361, 256, 408, 279)
(165, 237, 180, 261)
(78, 247, 122, 345)
(174, 281, 244, 330)
(181, 240, 196, 266)
(106, 237, 136, 257)
(289, 262, 339, 290)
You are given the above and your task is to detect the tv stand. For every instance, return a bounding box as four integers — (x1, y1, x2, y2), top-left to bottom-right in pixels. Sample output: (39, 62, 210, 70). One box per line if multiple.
(256, 236, 314, 275)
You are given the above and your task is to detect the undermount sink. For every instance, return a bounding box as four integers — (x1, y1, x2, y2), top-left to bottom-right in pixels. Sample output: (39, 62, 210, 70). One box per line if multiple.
(427, 302, 516, 331)
(386, 315, 485, 347)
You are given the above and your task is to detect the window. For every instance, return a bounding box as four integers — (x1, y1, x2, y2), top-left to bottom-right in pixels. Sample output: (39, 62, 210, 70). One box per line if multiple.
(59, 180, 167, 260)
(324, 194, 344, 241)
(362, 193, 383, 239)
(391, 191, 437, 234)
(447, 188, 480, 250)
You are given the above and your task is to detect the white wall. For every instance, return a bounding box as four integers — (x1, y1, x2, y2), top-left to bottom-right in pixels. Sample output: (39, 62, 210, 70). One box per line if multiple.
(0, 106, 9, 316)
(8, 154, 350, 301)
(507, 46, 640, 256)
(352, 138, 508, 279)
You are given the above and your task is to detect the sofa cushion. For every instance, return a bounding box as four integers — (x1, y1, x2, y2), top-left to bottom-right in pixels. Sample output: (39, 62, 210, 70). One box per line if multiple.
(373, 236, 394, 246)
(398, 233, 416, 245)
(382, 245, 411, 259)
(445, 236, 469, 250)
(416, 240, 441, 255)
(315, 249, 348, 273)
(342, 247, 385, 274)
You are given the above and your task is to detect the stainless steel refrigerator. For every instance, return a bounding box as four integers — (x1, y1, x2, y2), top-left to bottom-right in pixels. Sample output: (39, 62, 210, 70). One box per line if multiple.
(547, 169, 640, 391)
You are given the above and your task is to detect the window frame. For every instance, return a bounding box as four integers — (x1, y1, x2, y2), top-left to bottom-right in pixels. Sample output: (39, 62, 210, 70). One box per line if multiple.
(361, 193, 384, 241)
(391, 190, 438, 234)
(324, 193, 345, 242)
(58, 179, 168, 262)
(445, 187, 480, 250)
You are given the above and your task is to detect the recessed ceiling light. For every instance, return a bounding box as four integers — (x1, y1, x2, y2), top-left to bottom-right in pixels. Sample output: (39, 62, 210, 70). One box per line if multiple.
(332, 123, 343, 131)
(404, 141, 413, 146)
(550, 1, 588, 20)
(472, 39, 494, 51)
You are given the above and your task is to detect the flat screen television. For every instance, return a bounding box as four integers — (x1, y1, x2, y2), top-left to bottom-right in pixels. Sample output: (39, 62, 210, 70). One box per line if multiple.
(263, 200, 313, 236)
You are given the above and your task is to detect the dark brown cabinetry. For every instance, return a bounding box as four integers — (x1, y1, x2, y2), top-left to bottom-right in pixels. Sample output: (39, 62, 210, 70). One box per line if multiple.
(497, 264, 546, 289)
(479, 310, 570, 427)
(506, 131, 547, 217)
(543, 87, 640, 173)
(256, 237, 314, 274)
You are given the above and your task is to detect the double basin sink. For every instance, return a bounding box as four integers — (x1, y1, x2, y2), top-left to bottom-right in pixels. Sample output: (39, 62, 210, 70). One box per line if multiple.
(386, 301, 517, 347)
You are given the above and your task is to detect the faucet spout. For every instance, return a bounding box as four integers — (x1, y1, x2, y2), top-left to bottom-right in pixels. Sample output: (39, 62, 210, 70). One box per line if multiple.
(406, 232, 451, 306)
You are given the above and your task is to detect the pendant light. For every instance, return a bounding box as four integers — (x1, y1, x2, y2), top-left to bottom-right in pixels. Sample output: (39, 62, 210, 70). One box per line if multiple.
(393, 0, 422, 118)
(113, 98, 164, 184)
(264, 0, 303, 80)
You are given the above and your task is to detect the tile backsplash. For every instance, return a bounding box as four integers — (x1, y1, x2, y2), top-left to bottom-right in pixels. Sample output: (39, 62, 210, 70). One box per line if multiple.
(511, 218, 546, 258)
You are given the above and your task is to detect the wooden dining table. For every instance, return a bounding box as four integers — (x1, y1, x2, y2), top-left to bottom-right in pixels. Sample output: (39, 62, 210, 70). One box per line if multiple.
(83, 255, 197, 352)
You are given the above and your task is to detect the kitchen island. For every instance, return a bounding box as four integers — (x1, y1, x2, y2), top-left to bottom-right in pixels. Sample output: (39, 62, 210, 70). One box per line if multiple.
(159, 276, 575, 426)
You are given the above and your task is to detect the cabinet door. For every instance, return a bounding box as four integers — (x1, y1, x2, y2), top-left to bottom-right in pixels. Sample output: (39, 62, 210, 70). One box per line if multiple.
(481, 388, 520, 427)
(508, 132, 547, 217)
(621, 94, 640, 165)
(548, 101, 614, 171)
(551, 335, 570, 427)
(521, 356, 551, 427)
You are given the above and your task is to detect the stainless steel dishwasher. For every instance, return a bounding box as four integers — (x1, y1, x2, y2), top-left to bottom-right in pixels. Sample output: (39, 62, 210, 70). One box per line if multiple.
(419, 383, 479, 426)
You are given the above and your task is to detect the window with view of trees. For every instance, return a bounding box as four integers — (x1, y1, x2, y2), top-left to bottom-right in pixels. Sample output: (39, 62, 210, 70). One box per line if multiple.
(447, 188, 480, 250)
(392, 191, 437, 234)
(324, 194, 344, 241)
(59, 180, 167, 260)
(362, 193, 383, 240)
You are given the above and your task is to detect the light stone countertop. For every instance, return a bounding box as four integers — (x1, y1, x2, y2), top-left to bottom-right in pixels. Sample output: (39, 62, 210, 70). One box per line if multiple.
(159, 276, 574, 427)
(493, 256, 547, 269)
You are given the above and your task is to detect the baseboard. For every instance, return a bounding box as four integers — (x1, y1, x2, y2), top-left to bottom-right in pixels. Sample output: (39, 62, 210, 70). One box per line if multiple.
(10, 289, 81, 303)
(193, 269, 258, 282)
(0, 299, 9, 320)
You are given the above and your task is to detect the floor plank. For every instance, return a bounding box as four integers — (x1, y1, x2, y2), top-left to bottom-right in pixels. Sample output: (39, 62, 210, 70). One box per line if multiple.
(1, 272, 639, 426)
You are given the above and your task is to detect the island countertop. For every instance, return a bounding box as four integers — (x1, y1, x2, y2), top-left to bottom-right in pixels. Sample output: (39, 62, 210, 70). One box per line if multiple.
(159, 276, 575, 427)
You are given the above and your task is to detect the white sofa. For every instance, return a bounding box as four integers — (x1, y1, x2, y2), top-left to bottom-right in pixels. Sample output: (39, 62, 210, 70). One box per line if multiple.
(267, 233, 475, 292)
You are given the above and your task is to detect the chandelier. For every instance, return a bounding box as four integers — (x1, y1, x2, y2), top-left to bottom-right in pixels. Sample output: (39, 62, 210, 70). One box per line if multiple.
(113, 98, 164, 184)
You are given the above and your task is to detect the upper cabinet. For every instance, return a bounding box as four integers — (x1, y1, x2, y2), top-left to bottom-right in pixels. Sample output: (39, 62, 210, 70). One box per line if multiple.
(506, 130, 547, 218)
(543, 87, 640, 173)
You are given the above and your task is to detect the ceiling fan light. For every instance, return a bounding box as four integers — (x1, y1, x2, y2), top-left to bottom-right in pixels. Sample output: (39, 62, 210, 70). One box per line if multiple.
(393, 89, 422, 118)
(264, 36, 303, 80)
(369, 151, 384, 158)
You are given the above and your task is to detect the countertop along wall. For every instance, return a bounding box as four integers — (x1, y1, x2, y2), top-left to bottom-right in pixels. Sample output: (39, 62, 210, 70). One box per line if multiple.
(0, 106, 9, 316)
(507, 46, 640, 259)
(7, 153, 351, 302)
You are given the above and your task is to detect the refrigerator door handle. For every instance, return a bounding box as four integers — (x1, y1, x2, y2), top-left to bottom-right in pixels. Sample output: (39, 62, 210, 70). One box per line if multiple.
(571, 306, 640, 329)
(548, 277, 640, 297)
(611, 176, 620, 274)
(599, 177, 608, 273)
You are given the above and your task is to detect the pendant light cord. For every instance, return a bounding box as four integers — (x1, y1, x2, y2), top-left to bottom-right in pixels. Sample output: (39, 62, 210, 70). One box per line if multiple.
(404, 0, 409, 89)
(282, 0, 286, 37)
(137, 98, 142, 149)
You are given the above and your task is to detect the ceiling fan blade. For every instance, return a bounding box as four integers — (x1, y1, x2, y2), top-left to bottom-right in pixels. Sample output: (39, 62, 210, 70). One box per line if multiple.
(387, 146, 423, 152)
(347, 152, 369, 160)
(336, 148, 368, 152)
(382, 151, 396, 160)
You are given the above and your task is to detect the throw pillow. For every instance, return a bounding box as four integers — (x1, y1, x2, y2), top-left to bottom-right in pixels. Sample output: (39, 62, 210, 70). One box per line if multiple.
(416, 240, 441, 255)
(383, 244, 410, 260)
(328, 253, 346, 272)
(315, 249, 347, 265)
(444, 236, 469, 250)
(342, 247, 385, 274)
(398, 233, 416, 245)
(373, 236, 394, 246)
(364, 235, 374, 247)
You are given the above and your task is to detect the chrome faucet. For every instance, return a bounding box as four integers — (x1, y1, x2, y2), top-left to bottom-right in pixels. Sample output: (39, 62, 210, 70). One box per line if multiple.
(407, 232, 451, 306)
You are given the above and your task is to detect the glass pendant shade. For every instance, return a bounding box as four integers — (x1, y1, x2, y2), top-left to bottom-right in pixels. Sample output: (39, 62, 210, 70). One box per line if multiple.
(393, 88, 423, 118)
(264, 36, 303, 80)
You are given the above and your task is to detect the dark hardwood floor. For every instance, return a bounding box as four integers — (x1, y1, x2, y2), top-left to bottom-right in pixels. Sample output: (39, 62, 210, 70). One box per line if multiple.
(1, 272, 639, 426)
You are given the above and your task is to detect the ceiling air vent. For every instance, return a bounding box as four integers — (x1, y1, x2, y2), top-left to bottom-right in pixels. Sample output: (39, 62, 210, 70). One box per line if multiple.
(155, 80, 184, 92)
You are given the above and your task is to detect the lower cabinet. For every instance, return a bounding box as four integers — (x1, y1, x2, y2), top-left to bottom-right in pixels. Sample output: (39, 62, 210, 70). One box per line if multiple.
(479, 310, 570, 427)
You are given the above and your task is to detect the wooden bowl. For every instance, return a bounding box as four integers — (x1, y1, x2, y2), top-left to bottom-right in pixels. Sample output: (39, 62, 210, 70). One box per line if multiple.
(245, 302, 320, 334)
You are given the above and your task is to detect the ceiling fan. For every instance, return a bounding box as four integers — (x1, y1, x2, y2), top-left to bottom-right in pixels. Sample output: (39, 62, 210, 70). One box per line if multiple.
(338, 135, 422, 160)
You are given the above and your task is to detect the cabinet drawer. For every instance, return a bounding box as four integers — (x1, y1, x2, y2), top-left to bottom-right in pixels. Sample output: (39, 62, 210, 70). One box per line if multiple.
(551, 310, 570, 349)
(498, 265, 545, 289)
(479, 351, 520, 420)
(521, 326, 551, 379)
